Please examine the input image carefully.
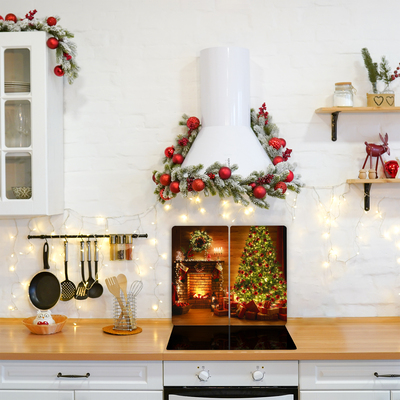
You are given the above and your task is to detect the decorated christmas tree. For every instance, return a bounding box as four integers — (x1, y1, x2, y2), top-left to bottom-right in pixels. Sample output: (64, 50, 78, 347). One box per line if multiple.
(232, 226, 287, 306)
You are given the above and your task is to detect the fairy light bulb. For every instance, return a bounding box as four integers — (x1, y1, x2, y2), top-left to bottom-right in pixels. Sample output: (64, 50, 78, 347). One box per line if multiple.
(181, 214, 188, 221)
(200, 208, 205, 213)
(164, 204, 171, 211)
(152, 305, 159, 311)
(322, 233, 330, 239)
(323, 262, 329, 268)
(9, 266, 15, 272)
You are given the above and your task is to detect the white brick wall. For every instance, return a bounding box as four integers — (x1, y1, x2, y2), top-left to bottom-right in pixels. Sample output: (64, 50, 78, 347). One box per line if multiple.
(2, 0, 400, 319)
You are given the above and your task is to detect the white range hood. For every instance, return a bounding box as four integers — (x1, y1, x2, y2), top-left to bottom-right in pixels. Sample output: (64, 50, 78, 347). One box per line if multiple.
(181, 46, 272, 177)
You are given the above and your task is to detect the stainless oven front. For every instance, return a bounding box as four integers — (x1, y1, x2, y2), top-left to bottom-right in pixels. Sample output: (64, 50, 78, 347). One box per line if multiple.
(164, 361, 298, 400)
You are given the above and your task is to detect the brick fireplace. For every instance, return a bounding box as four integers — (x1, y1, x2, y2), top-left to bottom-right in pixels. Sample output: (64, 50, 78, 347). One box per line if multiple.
(175, 261, 224, 309)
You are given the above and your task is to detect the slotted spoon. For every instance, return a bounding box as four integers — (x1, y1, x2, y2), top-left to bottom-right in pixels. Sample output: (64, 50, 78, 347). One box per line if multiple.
(60, 241, 76, 301)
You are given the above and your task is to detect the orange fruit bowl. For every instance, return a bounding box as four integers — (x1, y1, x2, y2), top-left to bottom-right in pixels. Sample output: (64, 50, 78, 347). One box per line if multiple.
(22, 315, 67, 335)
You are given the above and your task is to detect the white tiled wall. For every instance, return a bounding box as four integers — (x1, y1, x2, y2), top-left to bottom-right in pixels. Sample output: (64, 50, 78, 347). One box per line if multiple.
(2, 0, 400, 319)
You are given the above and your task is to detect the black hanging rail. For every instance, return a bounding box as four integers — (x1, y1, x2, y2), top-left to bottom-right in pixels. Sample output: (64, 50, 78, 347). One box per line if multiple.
(27, 233, 148, 239)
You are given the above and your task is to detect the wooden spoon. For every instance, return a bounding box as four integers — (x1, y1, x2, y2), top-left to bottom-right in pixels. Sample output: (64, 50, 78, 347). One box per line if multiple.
(105, 276, 130, 328)
(117, 274, 128, 302)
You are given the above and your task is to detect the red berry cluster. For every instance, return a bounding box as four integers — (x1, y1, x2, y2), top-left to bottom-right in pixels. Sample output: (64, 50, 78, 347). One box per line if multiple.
(24, 9, 37, 20)
(178, 138, 188, 146)
(282, 148, 292, 161)
(256, 174, 274, 185)
(187, 177, 194, 192)
(258, 102, 269, 125)
(207, 173, 215, 180)
(391, 64, 400, 81)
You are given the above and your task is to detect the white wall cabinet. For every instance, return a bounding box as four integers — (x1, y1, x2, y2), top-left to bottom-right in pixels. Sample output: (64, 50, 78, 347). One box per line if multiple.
(300, 360, 400, 400)
(0, 31, 63, 216)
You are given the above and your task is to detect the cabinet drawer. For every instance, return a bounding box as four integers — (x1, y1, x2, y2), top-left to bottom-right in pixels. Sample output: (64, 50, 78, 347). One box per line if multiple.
(300, 361, 400, 390)
(300, 391, 389, 400)
(0, 360, 162, 390)
(76, 390, 163, 400)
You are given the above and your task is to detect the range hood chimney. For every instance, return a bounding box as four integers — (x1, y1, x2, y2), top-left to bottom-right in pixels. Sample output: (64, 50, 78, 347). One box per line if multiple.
(182, 47, 272, 176)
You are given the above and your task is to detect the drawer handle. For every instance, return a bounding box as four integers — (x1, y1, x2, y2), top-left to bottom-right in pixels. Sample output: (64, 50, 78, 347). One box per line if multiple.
(57, 373, 90, 379)
(374, 372, 400, 378)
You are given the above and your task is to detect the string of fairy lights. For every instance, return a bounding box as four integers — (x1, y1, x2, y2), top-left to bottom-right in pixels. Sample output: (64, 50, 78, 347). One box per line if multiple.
(5, 181, 400, 316)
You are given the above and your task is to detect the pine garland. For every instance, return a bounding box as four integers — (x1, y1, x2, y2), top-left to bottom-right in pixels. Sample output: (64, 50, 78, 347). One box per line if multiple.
(153, 103, 304, 209)
(0, 12, 79, 84)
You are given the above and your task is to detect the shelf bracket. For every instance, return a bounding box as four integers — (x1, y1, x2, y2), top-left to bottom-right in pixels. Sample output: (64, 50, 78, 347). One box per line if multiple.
(331, 111, 341, 141)
(364, 183, 371, 211)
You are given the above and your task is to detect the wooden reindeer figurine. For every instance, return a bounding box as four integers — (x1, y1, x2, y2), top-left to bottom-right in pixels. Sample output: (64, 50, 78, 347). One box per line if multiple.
(362, 133, 390, 178)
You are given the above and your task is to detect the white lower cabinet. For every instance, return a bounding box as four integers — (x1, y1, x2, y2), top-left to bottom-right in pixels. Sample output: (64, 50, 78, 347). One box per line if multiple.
(0, 391, 73, 400)
(0, 360, 163, 400)
(300, 360, 400, 400)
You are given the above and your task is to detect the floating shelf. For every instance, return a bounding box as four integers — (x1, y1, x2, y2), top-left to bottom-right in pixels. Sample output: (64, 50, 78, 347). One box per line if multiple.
(346, 178, 400, 211)
(315, 107, 400, 141)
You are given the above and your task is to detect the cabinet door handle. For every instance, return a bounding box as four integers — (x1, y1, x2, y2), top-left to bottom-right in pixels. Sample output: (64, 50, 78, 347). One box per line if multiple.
(57, 372, 90, 378)
(374, 372, 400, 378)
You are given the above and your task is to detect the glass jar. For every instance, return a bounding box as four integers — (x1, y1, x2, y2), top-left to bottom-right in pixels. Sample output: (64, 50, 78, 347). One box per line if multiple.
(125, 234, 133, 260)
(109, 234, 117, 261)
(117, 234, 125, 260)
(333, 82, 355, 107)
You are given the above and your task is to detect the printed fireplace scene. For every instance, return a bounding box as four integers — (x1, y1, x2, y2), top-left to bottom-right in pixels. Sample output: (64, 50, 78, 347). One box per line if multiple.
(171, 225, 287, 326)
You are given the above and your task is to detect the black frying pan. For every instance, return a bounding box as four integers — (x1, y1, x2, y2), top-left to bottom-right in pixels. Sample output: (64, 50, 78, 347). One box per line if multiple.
(28, 242, 61, 310)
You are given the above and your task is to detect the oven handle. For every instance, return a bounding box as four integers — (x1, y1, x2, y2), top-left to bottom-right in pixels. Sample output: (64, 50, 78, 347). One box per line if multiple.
(374, 372, 400, 378)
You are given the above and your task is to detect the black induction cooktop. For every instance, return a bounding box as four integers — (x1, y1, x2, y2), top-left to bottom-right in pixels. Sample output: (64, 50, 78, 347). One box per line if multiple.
(166, 325, 296, 350)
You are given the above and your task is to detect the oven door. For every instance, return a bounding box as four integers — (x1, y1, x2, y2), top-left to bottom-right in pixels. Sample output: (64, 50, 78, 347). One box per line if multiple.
(164, 387, 298, 400)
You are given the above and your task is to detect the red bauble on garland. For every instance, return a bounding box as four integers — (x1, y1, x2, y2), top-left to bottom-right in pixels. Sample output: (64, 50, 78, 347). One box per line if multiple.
(268, 137, 282, 150)
(47, 16, 57, 26)
(280, 138, 286, 148)
(385, 160, 399, 178)
(186, 116, 200, 131)
(170, 181, 181, 193)
(5, 13, 17, 23)
(152, 174, 158, 184)
(249, 182, 256, 189)
(274, 182, 287, 193)
(0, 16, 4, 21)
(54, 65, 64, 77)
(159, 174, 171, 186)
(219, 167, 231, 180)
(273, 156, 283, 165)
(46, 37, 59, 49)
(253, 186, 266, 199)
(192, 179, 205, 192)
(285, 170, 294, 182)
(160, 189, 171, 201)
(164, 146, 174, 158)
(172, 153, 184, 164)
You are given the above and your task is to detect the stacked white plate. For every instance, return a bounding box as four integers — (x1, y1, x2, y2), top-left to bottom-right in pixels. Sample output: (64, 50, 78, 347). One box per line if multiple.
(5, 81, 30, 93)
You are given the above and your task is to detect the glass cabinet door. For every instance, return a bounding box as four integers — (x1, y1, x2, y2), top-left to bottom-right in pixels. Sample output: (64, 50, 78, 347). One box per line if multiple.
(4, 48, 30, 93)
(5, 153, 32, 199)
(5, 100, 31, 148)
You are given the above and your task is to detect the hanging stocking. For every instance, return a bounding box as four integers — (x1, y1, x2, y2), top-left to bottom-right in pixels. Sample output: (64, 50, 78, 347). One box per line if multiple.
(179, 265, 189, 283)
(212, 263, 223, 282)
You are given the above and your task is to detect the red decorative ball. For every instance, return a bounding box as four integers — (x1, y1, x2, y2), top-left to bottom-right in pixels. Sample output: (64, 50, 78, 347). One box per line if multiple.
(187, 116, 200, 131)
(253, 186, 267, 199)
(0, 16, 4, 21)
(169, 181, 180, 193)
(273, 156, 283, 165)
(268, 137, 282, 150)
(152, 174, 158, 184)
(274, 182, 287, 194)
(47, 16, 57, 26)
(280, 138, 286, 148)
(192, 179, 205, 192)
(63, 52, 72, 61)
(219, 167, 232, 180)
(249, 182, 256, 188)
(54, 65, 64, 77)
(285, 170, 294, 182)
(46, 37, 59, 49)
(172, 153, 184, 164)
(159, 189, 171, 201)
(5, 13, 17, 23)
(385, 160, 399, 178)
(164, 146, 175, 158)
(159, 174, 171, 186)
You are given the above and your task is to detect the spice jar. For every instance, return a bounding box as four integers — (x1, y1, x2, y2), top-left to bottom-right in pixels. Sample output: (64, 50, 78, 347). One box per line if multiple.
(125, 234, 133, 260)
(109, 234, 117, 261)
(117, 234, 125, 260)
(333, 82, 355, 107)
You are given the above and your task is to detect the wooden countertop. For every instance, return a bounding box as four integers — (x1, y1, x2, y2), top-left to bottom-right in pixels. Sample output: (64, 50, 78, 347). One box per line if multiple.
(2, 317, 400, 361)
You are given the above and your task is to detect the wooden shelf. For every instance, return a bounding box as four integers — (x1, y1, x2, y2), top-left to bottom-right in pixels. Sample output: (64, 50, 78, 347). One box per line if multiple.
(315, 107, 400, 141)
(347, 178, 400, 211)
(316, 107, 400, 114)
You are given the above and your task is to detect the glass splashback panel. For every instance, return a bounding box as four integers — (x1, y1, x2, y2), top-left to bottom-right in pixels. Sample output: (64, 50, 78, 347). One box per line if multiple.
(171, 225, 287, 326)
